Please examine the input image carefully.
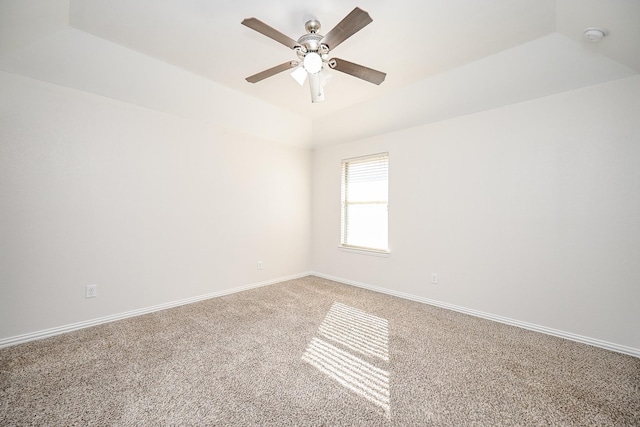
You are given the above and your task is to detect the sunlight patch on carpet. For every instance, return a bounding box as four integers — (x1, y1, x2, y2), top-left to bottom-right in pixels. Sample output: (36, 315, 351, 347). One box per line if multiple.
(318, 302, 389, 361)
(302, 302, 390, 418)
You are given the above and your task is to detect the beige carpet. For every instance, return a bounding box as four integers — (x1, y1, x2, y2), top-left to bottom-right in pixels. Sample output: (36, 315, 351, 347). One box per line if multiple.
(1, 276, 638, 426)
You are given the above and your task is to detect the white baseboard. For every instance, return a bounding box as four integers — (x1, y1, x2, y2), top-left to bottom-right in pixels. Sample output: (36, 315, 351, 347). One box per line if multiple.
(0, 272, 311, 349)
(310, 272, 640, 359)
(4, 271, 638, 358)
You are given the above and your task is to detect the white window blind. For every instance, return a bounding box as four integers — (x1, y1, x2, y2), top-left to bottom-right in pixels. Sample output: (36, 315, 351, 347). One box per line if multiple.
(341, 153, 389, 252)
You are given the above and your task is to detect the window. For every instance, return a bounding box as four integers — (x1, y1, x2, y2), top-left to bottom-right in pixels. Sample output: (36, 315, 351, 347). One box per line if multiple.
(341, 153, 389, 253)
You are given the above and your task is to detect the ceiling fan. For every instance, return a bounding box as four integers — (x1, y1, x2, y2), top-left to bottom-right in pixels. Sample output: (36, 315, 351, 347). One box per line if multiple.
(241, 7, 386, 103)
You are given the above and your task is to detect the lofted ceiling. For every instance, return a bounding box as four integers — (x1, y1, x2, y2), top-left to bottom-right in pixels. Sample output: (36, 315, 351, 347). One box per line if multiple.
(1, 0, 638, 147)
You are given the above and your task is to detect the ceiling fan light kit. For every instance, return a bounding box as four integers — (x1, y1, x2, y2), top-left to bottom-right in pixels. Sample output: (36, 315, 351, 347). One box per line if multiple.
(241, 7, 386, 103)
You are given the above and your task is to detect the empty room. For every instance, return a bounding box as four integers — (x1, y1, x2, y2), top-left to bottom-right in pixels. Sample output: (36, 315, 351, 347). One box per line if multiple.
(1, 0, 639, 425)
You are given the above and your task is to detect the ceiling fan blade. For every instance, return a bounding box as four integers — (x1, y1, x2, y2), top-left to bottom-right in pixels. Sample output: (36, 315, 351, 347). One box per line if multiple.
(241, 17, 299, 49)
(246, 61, 299, 83)
(320, 7, 373, 51)
(329, 58, 386, 85)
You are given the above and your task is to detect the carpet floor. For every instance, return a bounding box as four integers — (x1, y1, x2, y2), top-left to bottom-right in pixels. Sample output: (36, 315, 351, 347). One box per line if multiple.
(1, 276, 639, 426)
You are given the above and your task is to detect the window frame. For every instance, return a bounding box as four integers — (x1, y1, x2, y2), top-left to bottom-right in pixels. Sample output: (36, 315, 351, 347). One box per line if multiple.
(340, 152, 390, 254)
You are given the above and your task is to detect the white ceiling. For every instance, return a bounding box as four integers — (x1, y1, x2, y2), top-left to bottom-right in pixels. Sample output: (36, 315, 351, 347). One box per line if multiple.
(1, 0, 638, 147)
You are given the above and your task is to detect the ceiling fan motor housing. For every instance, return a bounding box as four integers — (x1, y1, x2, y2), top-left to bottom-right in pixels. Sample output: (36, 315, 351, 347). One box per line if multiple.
(297, 33, 324, 53)
(296, 22, 330, 72)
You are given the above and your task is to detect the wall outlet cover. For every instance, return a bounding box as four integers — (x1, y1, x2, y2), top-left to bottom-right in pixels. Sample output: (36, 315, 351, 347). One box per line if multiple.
(86, 284, 97, 298)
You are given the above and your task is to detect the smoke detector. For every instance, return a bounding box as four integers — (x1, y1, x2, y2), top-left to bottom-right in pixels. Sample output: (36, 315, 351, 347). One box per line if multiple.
(583, 27, 608, 43)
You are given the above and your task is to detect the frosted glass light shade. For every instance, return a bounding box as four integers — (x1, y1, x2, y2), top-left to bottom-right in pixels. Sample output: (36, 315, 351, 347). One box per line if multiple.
(303, 52, 323, 74)
(290, 66, 307, 86)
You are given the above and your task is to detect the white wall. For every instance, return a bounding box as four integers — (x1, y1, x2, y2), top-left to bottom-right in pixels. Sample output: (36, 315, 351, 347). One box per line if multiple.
(2, 68, 639, 354)
(0, 71, 310, 339)
(311, 75, 640, 351)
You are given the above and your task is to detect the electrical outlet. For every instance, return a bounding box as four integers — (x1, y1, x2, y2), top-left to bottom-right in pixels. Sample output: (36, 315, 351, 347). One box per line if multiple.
(86, 284, 97, 298)
(257, 261, 263, 270)
(431, 273, 438, 284)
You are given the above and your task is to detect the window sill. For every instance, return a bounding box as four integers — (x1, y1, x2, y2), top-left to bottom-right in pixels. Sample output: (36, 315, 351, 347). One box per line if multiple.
(338, 246, 390, 258)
